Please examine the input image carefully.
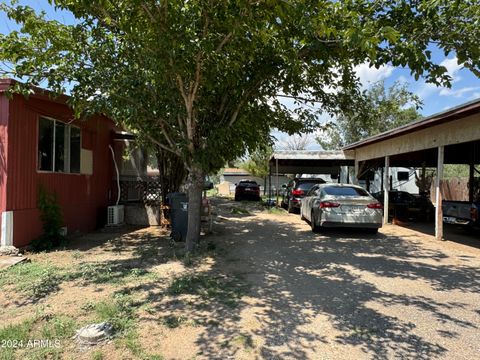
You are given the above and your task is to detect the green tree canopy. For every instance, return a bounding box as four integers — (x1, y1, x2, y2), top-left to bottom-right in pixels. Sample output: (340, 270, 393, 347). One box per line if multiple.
(1, 0, 479, 250)
(241, 145, 273, 178)
(318, 80, 423, 150)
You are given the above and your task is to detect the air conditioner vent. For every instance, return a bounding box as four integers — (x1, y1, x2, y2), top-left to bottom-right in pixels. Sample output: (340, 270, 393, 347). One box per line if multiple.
(107, 205, 124, 226)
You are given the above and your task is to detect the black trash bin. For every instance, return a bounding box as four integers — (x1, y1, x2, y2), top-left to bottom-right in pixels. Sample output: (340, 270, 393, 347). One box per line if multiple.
(168, 192, 188, 241)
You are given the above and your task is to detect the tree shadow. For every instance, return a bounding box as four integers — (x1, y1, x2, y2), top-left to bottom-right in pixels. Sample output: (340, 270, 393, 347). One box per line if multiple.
(191, 206, 480, 359)
(396, 222, 480, 250)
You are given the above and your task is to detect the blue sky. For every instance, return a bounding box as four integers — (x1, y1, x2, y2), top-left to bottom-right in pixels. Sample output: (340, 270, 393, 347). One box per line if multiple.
(273, 54, 480, 149)
(2, 1, 480, 148)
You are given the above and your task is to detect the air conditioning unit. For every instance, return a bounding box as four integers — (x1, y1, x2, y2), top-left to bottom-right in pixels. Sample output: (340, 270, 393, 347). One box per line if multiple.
(107, 205, 124, 226)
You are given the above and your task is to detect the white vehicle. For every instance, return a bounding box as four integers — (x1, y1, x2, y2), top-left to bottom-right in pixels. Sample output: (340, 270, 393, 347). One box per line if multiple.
(300, 184, 383, 234)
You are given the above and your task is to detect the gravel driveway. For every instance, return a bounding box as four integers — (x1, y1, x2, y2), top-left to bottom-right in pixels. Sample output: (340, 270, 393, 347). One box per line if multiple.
(199, 199, 480, 359)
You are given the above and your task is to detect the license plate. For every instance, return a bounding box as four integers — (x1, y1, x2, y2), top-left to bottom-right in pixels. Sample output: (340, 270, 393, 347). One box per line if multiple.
(342, 206, 363, 213)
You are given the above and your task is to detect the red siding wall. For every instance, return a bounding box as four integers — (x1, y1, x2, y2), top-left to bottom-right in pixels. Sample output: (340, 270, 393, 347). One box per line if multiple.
(0, 94, 9, 234)
(7, 94, 116, 247)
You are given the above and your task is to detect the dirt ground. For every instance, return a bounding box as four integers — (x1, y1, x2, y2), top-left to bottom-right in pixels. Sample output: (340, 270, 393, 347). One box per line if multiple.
(1, 198, 480, 359)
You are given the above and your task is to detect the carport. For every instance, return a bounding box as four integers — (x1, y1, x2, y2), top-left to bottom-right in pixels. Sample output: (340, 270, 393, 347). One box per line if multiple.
(344, 99, 480, 241)
(268, 150, 355, 202)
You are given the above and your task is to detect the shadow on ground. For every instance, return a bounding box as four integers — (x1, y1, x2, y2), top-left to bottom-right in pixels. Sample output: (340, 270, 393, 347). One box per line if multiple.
(190, 199, 480, 359)
(396, 221, 480, 250)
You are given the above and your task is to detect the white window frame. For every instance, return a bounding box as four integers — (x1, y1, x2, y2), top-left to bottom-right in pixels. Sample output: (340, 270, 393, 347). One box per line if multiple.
(37, 116, 82, 174)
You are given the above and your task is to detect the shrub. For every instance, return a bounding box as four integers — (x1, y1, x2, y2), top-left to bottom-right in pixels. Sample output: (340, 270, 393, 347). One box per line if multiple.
(31, 186, 66, 251)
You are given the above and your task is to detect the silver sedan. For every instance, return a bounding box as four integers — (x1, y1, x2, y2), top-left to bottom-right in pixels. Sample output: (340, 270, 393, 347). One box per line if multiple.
(300, 184, 383, 234)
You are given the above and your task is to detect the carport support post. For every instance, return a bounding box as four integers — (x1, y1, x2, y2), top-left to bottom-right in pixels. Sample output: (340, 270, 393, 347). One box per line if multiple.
(354, 159, 359, 185)
(383, 156, 390, 225)
(268, 165, 272, 204)
(276, 158, 279, 207)
(435, 146, 444, 240)
(469, 161, 474, 203)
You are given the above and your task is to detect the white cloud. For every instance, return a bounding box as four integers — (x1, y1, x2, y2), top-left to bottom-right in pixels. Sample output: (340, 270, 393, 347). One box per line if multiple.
(440, 57, 462, 83)
(469, 92, 480, 101)
(439, 86, 480, 98)
(416, 81, 438, 99)
(396, 75, 409, 84)
(416, 56, 467, 100)
(354, 62, 394, 88)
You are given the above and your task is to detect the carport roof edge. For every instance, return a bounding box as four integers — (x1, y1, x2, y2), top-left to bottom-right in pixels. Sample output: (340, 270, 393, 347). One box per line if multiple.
(343, 98, 480, 150)
(270, 150, 355, 161)
(269, 150, 355, 174)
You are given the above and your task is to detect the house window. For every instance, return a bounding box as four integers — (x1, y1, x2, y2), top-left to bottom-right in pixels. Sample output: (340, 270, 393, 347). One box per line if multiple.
(70, 127, 81, 173)
(38, 117, 81, 174)
(38, 118, 54, 171)
(54, 122, 66, 172)
(397, 171, 410, 181)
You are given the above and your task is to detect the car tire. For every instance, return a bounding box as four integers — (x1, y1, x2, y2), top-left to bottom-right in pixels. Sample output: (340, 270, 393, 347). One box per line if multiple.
(234, 195, 240, 201)
(366, 228, 378, 235)
(311, 211, 321, 233)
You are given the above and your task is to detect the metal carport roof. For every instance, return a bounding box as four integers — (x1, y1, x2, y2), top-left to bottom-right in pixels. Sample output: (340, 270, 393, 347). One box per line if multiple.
(269, 150, 355, 174)
(341, 98, 480, 241)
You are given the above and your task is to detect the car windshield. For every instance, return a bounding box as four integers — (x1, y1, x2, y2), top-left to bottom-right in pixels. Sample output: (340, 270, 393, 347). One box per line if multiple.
(323, 186, 369, 197)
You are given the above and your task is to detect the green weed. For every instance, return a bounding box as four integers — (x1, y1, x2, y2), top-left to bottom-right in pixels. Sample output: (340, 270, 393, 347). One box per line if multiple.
(232, 333, 255, 349)
(0, 314, 76, 360)
(230, 207, 250, 215)
(161, 315, 188, 329)
(263, 207, 286, 215)
(0, 262, 64, 299)
(95, 294, 138, 333)
(168, 274, 246, 308)
(91, 350, 104, 360)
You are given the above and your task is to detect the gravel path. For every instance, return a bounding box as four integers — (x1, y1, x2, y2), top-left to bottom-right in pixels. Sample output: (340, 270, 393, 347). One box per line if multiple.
(198, 199, 480, 359)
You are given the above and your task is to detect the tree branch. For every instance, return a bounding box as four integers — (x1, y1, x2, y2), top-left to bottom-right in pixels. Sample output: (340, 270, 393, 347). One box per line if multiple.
(141, 4, 156, 24)
(216, 32, 233, 52)
(145, 133, 180, 156)
(228, 79, 264, 127)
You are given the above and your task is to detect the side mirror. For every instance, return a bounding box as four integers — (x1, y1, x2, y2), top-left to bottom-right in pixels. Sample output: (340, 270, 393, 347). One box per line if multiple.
(234, 183, 237, 186)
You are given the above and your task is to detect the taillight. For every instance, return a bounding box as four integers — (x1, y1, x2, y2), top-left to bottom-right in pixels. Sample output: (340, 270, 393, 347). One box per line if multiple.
(471, 206, 478, 222)
(320, 201, 340, 208)
(292, 189, 304, 196)
(367, 203, 383, 209)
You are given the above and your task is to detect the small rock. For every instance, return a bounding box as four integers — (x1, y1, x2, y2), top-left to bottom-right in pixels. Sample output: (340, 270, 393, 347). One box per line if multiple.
(0, 246, 19, 256)
(74, 322, 114, 346)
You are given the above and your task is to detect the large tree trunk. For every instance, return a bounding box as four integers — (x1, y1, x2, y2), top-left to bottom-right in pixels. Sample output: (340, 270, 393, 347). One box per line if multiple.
(185, 165, 204, 252)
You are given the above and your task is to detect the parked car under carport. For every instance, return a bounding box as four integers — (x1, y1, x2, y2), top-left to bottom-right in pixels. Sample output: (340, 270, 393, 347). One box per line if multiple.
(301, 184, 383, 233)
(372, 191, 434, 222)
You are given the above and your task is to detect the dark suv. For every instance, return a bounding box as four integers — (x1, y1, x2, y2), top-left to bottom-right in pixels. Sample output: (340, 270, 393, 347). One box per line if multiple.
(282, 178, 326, 213)
(235, 180, 261, 201)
